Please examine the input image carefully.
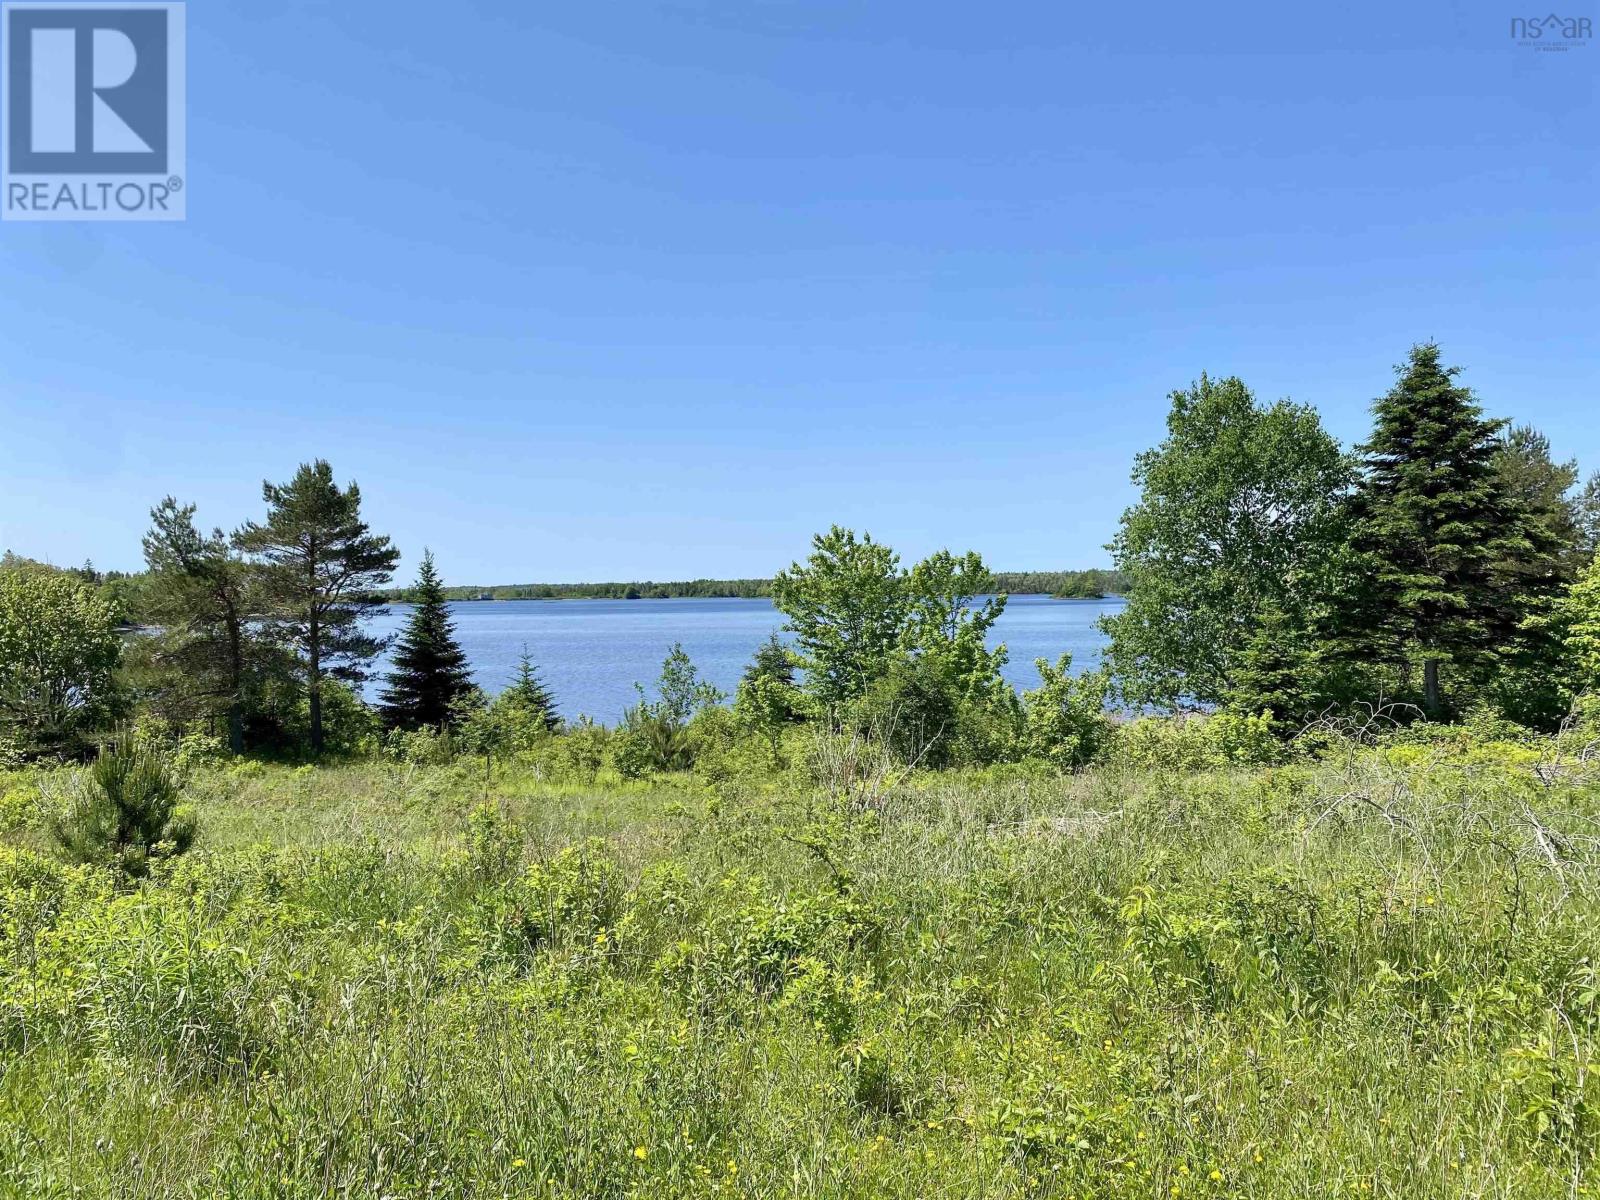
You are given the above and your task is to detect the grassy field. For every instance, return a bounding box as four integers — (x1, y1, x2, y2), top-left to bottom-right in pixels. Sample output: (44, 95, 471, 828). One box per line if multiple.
(2, 735, 1598, 1198)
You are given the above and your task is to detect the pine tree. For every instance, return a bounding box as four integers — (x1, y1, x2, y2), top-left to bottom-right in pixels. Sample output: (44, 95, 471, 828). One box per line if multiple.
(1342, 344, 1512, 718)
(379, 551, 474, 730)
(499, 645, 560, 733)
(50, 737, 197, 878)
(235, 461, 399, 755)
(141, 498, 259, 753)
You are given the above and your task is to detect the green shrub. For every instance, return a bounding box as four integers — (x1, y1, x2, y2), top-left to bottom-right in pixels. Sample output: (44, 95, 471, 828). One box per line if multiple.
(522, 716, 613, 781)
(0, 567, 122, 759)
(463, 801, 525, 883)
(474, 840, 625, 967)
(655, 876, 879, 1004)
(613, 645, 724, 778)
(850, 653, 965, 769)
(0, 781, 40, 836)
(1020, 657, 1112, 768)
(1111, 711, 1285, 771)
(383, 723, 457, 765)
(46, 741, 197, 878)
(615, 703, 697, 777)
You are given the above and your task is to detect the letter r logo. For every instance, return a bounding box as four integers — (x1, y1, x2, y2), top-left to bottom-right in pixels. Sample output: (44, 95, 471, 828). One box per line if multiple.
(5, 5, 170, 173)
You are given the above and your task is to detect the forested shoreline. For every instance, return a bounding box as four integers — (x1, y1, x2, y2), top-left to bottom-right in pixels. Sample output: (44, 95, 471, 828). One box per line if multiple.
(382, 568, 1127, 604)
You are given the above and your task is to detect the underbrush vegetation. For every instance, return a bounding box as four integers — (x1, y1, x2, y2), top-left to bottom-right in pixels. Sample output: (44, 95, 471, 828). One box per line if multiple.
(3, 725, 1599, 1198)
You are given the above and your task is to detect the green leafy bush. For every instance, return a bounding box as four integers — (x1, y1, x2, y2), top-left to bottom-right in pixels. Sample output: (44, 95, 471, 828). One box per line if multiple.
(289, 679, 379, 758)
(1020, 657, 1112, 768)
(655, 875, 879, 1004)
(473, 840, 625, 967)
(0, 781, 40, 836)
(1110, 711, 1285, 771)
(614, 644, 723, 777)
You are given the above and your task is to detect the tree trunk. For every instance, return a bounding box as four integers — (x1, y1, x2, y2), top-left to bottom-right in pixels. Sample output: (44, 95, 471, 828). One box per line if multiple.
(224, 602, 245, 755)
(308, 614, 323, 756)
(1422, 657, 1442, 720)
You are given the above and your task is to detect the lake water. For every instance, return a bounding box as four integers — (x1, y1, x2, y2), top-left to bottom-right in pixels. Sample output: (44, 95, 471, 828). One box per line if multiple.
(367, 594, 1125, 724)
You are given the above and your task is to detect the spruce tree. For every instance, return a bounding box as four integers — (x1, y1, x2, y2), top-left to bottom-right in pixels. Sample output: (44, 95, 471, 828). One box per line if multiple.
(1342, 344, 1512, 718)
(742, 632, 798, 690)
(1483, 427, 1585, 727)
(235, 461, 399, 755)
(500, 645, 560, 733)
(379, 551, 474, 730)
(1223, 601, 1322, 738)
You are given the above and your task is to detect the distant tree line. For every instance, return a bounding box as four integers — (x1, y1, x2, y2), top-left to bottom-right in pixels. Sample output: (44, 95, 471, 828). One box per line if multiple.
(385, 568, 1129, 603)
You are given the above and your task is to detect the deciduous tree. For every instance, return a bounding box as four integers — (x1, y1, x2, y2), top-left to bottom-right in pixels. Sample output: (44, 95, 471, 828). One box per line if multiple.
(0, 566, 121, 757)
(1102, 375, 1353, 709)
(773, 527, 908, 710)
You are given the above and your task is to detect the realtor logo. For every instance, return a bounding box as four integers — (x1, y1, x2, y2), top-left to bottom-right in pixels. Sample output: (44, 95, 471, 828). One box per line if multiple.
(2, 2, 185, 221)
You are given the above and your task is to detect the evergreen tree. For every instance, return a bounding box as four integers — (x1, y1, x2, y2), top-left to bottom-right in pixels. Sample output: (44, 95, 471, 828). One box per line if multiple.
(1574, 470, 1600, 560)
(1223, 600, 1325, 738)
(49, 738, 197, 878)
(379, 551, 474, 730)
(141, 498, 259, 753)
(742, 632, 798, 690)
(499, 644, 560, 733)
(235, 461, 399, 755)
(1340, 344, 1512, 718)
(1482, 427, 1585, 727)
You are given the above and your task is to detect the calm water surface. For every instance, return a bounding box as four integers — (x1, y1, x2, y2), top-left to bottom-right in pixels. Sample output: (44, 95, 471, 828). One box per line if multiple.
(368, 594, 1124, 724)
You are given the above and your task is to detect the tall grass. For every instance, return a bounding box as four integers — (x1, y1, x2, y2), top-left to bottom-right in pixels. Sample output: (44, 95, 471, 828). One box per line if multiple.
(1, 739, 1597, 1197)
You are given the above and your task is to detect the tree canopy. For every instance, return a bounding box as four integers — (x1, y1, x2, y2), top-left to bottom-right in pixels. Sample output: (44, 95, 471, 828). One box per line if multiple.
(1102, 374, 1353, 709)
(0, 567, 121, 758)
(235, 460, 399, 755)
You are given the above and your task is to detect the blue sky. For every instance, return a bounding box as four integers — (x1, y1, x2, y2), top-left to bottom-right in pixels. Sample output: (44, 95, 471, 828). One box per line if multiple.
(1, 1, 1596, 583)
